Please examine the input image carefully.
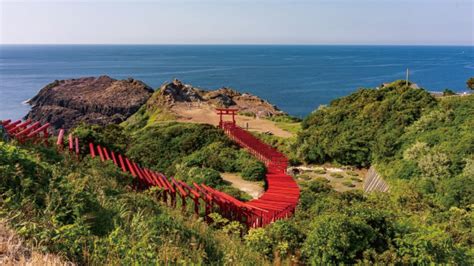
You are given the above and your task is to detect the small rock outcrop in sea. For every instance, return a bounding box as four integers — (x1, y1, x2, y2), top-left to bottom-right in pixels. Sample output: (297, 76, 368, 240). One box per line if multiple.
(149, 79, 284, 117)
(26, 76, 154, 130)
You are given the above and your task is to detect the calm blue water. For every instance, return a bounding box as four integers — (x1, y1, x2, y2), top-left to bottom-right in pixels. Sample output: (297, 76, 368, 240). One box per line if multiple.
(0, 45, 473, 120)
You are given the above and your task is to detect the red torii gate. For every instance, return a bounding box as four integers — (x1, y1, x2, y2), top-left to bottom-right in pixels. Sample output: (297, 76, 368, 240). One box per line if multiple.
(3, 114, 299, 228)
(216, 108, 238, 128)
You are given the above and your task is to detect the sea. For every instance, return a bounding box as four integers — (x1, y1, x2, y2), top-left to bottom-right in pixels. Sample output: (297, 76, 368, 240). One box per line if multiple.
(0, 45, 473, 120)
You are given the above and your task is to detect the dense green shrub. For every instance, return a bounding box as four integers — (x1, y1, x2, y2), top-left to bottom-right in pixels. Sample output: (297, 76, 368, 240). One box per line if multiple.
(283, 178, 471, 264)
(377, 95, 474, 209)
(297, 81, 436, 167)
(74, 122, 265, 188)
(0, 142, 52, 207)
(216, 186, 252, 202)
(73, 123, 130, 154)
(125, 123, 265, 185)
(126, 123, 229, 173)
(244, 228, 273, 257)
(443, 89, 456, 96)
(175, 166, 224, 187)
(302, 214, 376, 263)
(241, 160, 266, 181)
(267, 220, 304, 258)
(0, 142, 264, 264)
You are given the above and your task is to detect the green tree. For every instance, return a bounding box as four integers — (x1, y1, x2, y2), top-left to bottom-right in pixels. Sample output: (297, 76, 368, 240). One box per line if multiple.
(267, 220, 303, 257)
(302, 214, 376, 263)
(467, 77, 474, 90)
(297, 83, 436, 167)
(244, 228, 273, 257)
(443, 89, 456, 96)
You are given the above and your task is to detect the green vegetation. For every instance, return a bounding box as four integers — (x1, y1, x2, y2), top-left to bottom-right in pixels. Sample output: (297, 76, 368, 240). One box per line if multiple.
(330, 172, 344, 179)
(73, 122, 265, 187)
(376, 94, 474, 208)
(0, 142, 264, 264)
(296, 82, 473, 196)
(122, 91, 177, 131)
(297, 174, 311, 181)
(268, 114, 302, 134)
(244, 179, 472, 264)
(313, 168, 326, 174)
(281, 81, 473, 263)
(467, 77, 474, 90)
(2, 79, 472, 264)
(443, 88, 456, 96)
(253, 132, 301, 165)
(347, 170, 359, 176)
(297, 80, 436, 167)
(342, 181, 355, 187)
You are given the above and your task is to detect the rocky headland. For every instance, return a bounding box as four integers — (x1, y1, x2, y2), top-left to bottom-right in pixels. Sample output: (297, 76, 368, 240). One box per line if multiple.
(26, 76, 154, 130)
(149, 79, 285, 117)
(25, 77, 288, 132)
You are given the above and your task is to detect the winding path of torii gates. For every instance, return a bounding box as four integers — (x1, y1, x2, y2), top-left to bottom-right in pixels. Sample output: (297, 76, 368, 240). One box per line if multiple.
(1, 109, 299, 228)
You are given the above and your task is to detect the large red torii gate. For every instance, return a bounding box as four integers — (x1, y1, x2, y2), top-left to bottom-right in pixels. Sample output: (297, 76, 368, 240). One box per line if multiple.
(216, 108, 238, 128)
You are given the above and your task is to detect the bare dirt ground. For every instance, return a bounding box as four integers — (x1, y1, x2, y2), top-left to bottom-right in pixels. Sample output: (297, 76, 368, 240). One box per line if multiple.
(221, 173, 265, 199)
(171, 103, 293, 138)
(291, 164, 368, 192)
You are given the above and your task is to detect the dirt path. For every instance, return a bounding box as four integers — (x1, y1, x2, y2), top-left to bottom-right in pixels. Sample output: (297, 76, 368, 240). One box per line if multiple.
(171, 103, 293, 138)
(221, 173, 264, 199)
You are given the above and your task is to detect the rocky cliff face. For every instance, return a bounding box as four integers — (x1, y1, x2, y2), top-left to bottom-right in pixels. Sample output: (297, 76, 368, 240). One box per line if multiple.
(149, 79, 284, 117)
(26, 76, 153, 130)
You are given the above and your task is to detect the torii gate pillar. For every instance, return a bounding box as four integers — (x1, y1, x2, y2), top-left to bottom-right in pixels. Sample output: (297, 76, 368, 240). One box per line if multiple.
(216, 108, 238, 128)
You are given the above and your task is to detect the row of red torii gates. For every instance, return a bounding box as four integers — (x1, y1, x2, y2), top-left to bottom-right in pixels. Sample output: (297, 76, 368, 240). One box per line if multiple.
(1, 109, 299, 228)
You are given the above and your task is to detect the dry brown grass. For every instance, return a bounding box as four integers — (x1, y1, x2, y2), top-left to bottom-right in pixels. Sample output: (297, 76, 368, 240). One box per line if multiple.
(171, 103, 294, 138)
(0, 221, 73, 266)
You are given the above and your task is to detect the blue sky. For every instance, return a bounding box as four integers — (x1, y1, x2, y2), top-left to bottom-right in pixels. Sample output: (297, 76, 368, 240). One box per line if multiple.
(1, 0, 473, 45)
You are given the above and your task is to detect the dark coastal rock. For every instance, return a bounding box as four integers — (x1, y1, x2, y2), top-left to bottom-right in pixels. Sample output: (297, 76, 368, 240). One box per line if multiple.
(26, 76, 154, 130)
(148, 79, 284, 117)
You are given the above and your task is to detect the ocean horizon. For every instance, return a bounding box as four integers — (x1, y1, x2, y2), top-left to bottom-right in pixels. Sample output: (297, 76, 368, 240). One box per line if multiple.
(1, 44, 473, 120)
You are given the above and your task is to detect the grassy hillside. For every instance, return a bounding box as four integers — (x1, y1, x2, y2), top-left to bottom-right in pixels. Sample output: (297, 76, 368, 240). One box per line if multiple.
(376, 94, 473, 209)
(0, 141, 265, 264)
(1, 80, 472, 264)
(274, 82, 473, 263)
(297, 80, 437, 167)
(243, 84, 472, 264)
(72, 122, 266, 200)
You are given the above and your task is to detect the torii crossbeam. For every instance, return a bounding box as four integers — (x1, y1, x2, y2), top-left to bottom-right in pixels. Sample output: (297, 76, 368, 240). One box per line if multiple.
(216, 108, 238, 128)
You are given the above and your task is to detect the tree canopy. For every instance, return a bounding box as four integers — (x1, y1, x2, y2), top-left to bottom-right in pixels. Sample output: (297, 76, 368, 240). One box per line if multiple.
(297, 81, 436, 167)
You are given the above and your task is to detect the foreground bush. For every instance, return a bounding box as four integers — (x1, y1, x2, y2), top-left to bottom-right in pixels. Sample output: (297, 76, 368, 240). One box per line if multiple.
(0, 142, 265, 264)
(74, 122, 265, 193)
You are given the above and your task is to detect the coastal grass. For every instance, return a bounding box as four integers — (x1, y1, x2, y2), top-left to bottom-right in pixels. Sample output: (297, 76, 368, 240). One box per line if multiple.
(0, 141, 265, 265)
(267, 115, 302, 135)
(274, 121, 301, 135)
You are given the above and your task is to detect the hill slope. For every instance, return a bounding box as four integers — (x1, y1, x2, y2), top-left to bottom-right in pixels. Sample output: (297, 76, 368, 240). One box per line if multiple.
(0, 141, 264, 264)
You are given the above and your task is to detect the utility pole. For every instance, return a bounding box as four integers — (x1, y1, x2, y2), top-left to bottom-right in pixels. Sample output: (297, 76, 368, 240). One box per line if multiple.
(406, 68, 409, 87)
